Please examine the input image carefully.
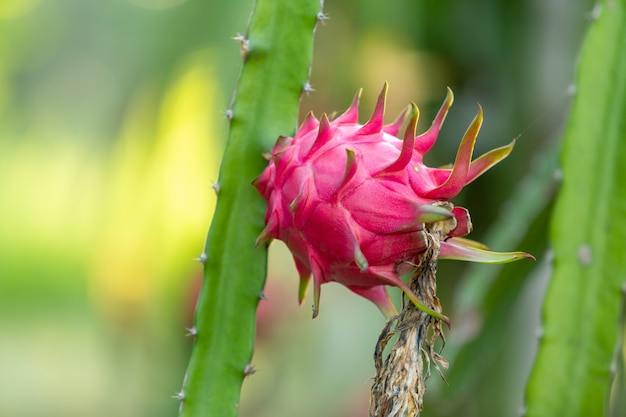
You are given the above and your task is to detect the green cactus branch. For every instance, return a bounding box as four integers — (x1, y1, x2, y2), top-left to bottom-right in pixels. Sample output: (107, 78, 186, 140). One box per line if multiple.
(177, 1, 322, 416)
(525, 1, 626, 415)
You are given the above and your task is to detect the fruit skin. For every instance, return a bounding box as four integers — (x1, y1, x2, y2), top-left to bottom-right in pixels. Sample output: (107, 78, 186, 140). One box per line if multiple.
(254, 84, 533, 321)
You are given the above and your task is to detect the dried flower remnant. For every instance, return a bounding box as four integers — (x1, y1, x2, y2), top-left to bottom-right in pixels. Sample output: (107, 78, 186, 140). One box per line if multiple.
(370, 209, 453, 417)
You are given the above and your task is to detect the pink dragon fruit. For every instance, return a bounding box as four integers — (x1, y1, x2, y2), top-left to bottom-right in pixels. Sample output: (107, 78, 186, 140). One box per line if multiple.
(253, 84, 532, 322)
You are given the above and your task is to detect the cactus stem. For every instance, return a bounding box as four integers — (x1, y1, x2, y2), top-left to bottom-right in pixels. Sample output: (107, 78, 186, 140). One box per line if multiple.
(179, 0, 324, 414)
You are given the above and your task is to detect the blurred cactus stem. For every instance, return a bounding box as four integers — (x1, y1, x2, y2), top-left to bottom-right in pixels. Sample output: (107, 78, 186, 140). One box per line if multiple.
(177, 1, 323, 416)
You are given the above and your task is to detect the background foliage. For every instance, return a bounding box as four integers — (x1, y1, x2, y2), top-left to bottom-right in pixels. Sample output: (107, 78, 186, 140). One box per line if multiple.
(2, 1, 622, 417)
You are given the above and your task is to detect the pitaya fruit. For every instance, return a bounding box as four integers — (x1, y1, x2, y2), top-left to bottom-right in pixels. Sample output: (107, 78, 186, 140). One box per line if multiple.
(253, 84, 532, 323)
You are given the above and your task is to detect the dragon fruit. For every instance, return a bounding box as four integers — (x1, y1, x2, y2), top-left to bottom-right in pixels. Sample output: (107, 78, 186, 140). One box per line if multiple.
(253, 84, 532, 322)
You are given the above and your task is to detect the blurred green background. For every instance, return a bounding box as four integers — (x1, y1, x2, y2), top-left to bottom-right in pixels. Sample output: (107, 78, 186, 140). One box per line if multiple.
(0, 0, 595, 416)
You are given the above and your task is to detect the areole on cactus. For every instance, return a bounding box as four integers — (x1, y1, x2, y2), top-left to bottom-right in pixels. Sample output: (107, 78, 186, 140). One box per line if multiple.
(253, 83, 533, 324)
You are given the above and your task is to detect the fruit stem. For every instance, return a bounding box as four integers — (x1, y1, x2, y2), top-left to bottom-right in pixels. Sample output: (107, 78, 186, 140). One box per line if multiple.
(370, 228, 449, 417)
